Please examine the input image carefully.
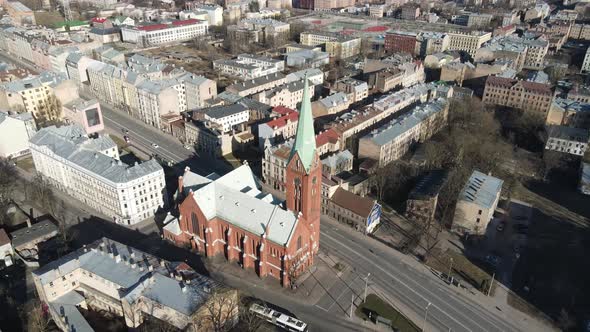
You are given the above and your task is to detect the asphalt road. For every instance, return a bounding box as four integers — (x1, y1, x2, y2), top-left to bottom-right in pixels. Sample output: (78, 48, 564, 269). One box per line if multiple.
(319, 216, 524, 332)
(1, 52, 537, 332)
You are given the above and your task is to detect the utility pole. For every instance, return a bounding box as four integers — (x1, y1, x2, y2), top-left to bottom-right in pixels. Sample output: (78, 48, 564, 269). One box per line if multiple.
(448, 258, 454, 282)
(422, 302, 432, 332)
(364, 273, 371, 302)
(488, 273, 495, 296)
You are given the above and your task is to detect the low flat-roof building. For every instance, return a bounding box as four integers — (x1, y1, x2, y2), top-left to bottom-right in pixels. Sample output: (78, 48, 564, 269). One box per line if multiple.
(406, 170, 448, 225)
(451, 171, 503, 235)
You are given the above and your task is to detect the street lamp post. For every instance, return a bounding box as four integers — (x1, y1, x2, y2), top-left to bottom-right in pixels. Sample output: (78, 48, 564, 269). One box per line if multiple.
(364, 273, 371, 302)
(422, 302, 432, 332)
(448, 258, 454, 282)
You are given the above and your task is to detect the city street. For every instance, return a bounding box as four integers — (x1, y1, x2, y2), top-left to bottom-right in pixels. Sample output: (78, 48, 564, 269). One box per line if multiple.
(0, 50, 555, 332)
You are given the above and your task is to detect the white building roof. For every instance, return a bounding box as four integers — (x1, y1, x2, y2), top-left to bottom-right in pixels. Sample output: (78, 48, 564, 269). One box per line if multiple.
(459, 170, 503, 209)
(183, 165, 298, 246)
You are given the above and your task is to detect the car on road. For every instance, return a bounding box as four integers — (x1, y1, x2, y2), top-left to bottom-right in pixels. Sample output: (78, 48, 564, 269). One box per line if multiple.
(122, 128, 129, 134)
(152, 143, 159, 148)
(485, 255, 501, 267)
(124, 135, 130, 143)
(496, 221, 505, 232)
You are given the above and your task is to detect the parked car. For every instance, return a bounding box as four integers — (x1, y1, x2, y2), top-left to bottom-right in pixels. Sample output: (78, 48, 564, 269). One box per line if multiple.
(124, 135, 130, 143)
(152, 143, 159, 148)
(496, 221, 505, 232)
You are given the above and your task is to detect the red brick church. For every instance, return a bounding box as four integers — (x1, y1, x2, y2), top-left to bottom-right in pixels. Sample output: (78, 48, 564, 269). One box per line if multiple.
(164, 77, 321, 287)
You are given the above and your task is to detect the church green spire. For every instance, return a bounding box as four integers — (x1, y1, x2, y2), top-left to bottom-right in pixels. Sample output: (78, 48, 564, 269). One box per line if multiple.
(289, 75, 316, 173)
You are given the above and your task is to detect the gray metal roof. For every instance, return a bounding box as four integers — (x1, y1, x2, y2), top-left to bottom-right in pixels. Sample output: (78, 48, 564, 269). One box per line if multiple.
(202, 104, 248, 119)
(34, 237, 225, 319)
(226, 72, 285, 93)
(10, 219, 58, 248)
(29, 125, 163, 185)
(365, 99, 447, 146)
(319, 92, 349, 108)
(459, 170, 503, 209)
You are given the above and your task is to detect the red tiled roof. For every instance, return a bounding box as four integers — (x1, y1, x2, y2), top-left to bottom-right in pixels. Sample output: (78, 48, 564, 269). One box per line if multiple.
(0, 228, 9, 246)
(331, 188, 376, 218)
(264, 111, 299, 129)
(486, 75, 552, 95)
(364, 26, 388, 32)
(137, 23, 168, 31)
(273, 106, 295, 115)
(91, 17, 107, 23)
(315, 128, 340, 147)
(172, 19, 201, 26)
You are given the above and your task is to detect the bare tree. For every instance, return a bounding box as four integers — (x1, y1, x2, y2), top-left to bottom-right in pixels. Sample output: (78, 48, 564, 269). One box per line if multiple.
(24, 300, 51, 332)
(194, 288, 239, 332)
(0, 158, 17, 207)
(36, 94, 63, 128)
(370, 166, 390, 202)
(237, 299, 264, 332)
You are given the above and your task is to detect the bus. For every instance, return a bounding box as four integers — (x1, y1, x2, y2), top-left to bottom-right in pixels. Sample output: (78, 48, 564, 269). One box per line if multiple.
(249, 303, 308, 332)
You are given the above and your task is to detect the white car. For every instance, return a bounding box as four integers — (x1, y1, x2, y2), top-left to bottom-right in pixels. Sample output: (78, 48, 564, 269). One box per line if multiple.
(152, 143, 159, 149)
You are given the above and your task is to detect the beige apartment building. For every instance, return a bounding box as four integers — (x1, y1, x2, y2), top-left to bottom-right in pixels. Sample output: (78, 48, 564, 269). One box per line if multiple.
(33, 238, 238, 332)
(252, 79, 314, 109)
(447, 31, 492, 57)
(225, 73, 287, 97)
(0, 71, 78, 124)
(300, 31, 361, 59)
(482, 76, 554, 115)
(358, 99, 449, 167)
(452, 170, 503, 235)
(314, 0, 354, 10)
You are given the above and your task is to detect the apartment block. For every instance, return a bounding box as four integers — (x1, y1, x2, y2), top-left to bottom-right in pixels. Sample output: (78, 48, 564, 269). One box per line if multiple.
(326, 83, 452, 149)
(258, 106, 298, 148)
(358, 99, 449, 167)
(62, 98, 104, 134)
(121, 19, 208, 47)
(447, 31, 492, 57)
(482, 76, 553, 115)
(332, 78, 368, 103)
(417, 32, 450, 57)
(545, 125, 589, 156)
(546, 98, 590, 129)
(313, 0, 354, 10)
(262, 128, 340, 191)
(213, 54, 284, 80)
(0, 111, 36, 158)
(582, 47, 590, 73)
(300, 31, 361, 59)
(252, 79, 315, 109)
(33, 237, 238, 331)
(4, 1, 35, 25)
(384, 31, 417, 55)
(0, 71, 78, 123)
(452, 170, 503, 235)
(225, 72, 287, 97)
(312, 92, 351, 118)
(401, 5, 420, 20)
(29, 125, 166, 225)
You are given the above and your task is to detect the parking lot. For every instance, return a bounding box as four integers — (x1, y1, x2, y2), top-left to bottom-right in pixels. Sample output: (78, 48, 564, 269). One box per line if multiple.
(478, 200, 533, 287)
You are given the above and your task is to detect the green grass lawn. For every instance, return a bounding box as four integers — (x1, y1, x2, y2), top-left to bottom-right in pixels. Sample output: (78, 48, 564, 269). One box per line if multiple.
(356, 294, 420, 332)
(427, 248, 496, 295)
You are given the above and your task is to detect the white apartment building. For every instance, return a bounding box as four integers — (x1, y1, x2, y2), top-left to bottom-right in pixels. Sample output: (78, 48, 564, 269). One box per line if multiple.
(29, 125, 166, 225)
(213, 54, 284, 80)
(545, 125, 589, 156)
(195, 4, 223, 26)
(333, 78, 369, 103)
(33, 237, 238, 332)
(121, 19, 209, 47)
(300, 31, 361, 59)
(286, 68, 324, 85)
(0, 111, 37, 158)
(201, 103, 250, 133)
(452, 171, 503, 235)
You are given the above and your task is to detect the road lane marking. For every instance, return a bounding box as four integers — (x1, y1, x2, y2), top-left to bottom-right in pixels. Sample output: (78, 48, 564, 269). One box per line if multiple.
(321, 231, 476, 332)
(322, 230, 517, 332)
